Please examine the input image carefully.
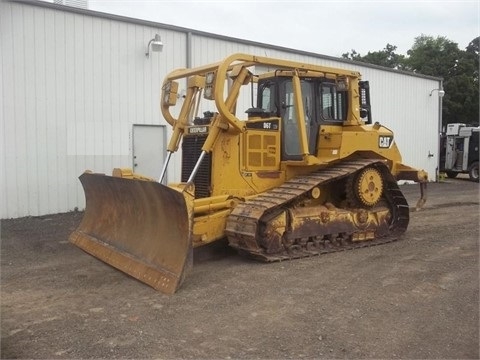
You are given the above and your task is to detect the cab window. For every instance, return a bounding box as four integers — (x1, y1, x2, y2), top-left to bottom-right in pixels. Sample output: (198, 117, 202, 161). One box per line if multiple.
(319, 83, 347, 121)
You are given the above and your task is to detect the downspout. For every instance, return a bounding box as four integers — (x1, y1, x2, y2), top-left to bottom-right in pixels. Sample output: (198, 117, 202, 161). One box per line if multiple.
(437, 79, 444, 182)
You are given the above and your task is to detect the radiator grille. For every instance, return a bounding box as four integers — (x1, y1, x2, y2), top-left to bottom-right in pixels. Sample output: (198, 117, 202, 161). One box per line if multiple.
(181, 135, 211, 198)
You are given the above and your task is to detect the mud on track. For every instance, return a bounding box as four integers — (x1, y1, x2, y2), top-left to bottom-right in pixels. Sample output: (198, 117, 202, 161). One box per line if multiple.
(1, 178, 479, 359)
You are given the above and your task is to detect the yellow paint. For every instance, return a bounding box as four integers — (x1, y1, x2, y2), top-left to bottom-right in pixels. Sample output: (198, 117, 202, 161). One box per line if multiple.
(157, 54, 428, 244)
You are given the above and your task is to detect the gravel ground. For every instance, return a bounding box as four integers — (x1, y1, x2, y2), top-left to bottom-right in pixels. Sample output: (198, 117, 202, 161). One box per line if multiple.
(1, 177, 479, 359)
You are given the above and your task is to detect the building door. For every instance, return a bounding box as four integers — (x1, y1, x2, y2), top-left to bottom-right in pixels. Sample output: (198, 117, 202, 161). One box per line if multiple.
(132, 125, 167, 182)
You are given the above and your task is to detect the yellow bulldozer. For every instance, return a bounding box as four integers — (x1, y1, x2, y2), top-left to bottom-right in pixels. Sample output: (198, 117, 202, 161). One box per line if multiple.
(70, 53, 428, 294)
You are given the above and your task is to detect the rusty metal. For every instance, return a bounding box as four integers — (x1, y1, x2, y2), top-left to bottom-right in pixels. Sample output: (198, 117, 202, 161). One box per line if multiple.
(286, 204, 390, 241)
(226, 159, 409, 262)
(69, 173, 193, 294)
(415, 182, 428, 211)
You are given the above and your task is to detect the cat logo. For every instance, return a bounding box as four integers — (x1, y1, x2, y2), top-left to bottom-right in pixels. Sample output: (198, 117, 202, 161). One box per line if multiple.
(379, 135, 394, 149)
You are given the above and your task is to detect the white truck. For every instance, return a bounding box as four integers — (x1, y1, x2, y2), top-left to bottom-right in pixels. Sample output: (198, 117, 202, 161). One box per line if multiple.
(440, 123, 479, 182)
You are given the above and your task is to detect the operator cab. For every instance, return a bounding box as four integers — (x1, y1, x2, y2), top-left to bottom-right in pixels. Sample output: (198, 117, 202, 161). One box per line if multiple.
(256, 73, 348, 161)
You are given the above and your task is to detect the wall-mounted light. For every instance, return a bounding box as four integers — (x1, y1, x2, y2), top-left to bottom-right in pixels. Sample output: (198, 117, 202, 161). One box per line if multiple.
(145, 34, 163, 58)
(430, 88, 445, 97)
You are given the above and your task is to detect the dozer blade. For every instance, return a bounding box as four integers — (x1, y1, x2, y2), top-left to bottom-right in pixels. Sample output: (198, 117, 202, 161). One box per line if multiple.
(69, 172, 193, 294)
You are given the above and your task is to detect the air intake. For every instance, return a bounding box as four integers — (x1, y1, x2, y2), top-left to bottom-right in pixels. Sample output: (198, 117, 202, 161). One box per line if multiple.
(181, 136, 211, 198)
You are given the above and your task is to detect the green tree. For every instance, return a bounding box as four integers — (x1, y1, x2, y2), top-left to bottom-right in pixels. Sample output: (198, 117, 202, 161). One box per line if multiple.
(456, 37, 479, 126)
(405, 35, 479, 127)
(342, 43, 405, 69)
(404, 35, 460, 77)
(343, 35, 479, 127)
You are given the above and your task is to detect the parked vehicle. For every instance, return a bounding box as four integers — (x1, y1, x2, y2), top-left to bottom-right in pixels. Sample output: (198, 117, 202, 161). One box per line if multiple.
(440, 123, 479, 182)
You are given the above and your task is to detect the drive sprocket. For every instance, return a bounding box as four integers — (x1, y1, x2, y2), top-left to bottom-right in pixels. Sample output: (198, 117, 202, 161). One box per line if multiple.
(354, 167, 384, 206)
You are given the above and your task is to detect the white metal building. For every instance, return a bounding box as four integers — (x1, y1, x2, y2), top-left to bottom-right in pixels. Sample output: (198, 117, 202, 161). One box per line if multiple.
(1, 0, 443, 219)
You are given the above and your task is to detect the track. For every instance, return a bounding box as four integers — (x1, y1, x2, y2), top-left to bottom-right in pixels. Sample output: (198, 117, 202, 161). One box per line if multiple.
(226, 159, 410, 261)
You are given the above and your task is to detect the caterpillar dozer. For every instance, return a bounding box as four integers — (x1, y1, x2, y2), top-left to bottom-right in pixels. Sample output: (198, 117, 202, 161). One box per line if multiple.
(70, 53, 428, 294)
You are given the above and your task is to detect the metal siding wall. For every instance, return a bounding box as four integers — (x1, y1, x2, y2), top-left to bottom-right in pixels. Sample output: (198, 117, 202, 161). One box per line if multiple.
(190, 36, 440, 181)
(1, 1, 186, 218)
(0, 4, 4, 219)
(0, 3, 16, 217)
(353, 68, 440, 180)
(1, 1, 439, 218)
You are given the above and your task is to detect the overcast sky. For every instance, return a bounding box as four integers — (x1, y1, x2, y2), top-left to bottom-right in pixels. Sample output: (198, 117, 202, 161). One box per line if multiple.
(75, 0, 478, 57)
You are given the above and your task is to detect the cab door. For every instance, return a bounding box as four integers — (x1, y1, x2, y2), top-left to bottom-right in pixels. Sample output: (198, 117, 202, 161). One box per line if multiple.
(279, 78, 315, 160)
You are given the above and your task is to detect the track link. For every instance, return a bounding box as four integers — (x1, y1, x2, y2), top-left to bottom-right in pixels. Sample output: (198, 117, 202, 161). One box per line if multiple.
(226, 159, 409, 261)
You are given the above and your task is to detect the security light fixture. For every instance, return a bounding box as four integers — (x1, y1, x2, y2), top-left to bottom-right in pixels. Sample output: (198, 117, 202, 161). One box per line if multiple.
(430, 88, 445, 97)
(145, 34, 163, 58)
